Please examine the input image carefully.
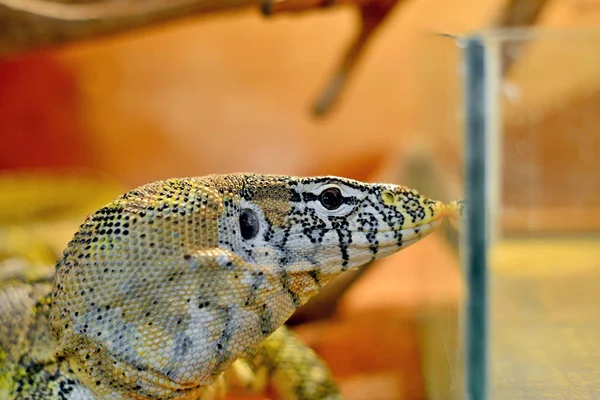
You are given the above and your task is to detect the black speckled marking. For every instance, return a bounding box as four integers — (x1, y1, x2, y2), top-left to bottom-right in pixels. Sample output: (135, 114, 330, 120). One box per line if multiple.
(308, 270, 321, 287)
(174, 331, 192, 359)
(244, 271, 266, 307)
(210, 304, 235, 376)
(259, 306, 275, 335)
(278, 268, 301, 307)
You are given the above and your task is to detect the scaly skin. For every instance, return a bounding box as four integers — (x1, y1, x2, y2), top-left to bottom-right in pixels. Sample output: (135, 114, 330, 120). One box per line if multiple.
(1, 173, 451, 400)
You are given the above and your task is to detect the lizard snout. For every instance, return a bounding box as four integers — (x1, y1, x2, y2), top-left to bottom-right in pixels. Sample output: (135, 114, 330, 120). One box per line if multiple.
(380, 187, 446, 230)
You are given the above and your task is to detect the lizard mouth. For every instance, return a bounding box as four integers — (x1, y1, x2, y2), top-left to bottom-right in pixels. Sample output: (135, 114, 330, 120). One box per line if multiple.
(324, 218, 444, 267)
(354, 218, 444, 250)
(393, 218, 443, 246)
(284, 212, 445, 248)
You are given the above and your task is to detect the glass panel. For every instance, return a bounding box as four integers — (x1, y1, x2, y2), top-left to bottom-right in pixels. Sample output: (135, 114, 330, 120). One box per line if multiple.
(418, 26, 600, 400)
(466, 27, 600, 399)
(414, 32, 468, 400)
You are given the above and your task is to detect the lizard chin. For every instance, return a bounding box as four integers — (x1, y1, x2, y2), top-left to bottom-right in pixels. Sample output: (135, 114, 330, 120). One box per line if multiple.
(343, 217, 445, 268)
(285, 217, 445, 308)
(375, 217, 444, 255)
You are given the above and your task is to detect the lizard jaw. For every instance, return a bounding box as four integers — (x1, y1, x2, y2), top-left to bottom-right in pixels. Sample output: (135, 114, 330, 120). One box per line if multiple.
(344, 217, 444, 267)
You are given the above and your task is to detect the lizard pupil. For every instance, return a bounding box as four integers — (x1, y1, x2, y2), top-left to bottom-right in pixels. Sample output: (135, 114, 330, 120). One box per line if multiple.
(239, 209, 260, 240)
(319, 187, 342, 210)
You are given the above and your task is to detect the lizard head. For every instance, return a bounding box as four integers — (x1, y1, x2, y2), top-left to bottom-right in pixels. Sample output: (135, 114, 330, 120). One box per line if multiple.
(214, 174, 446, 300)
(48, 173, 448, 397)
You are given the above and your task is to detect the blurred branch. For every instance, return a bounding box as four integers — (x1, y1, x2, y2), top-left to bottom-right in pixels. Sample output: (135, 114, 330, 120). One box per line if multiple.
(310, 0, 402, 117)
(0, 0, 266, 56)
(493, 0, 550, 27)
(262, 0, 404, 116)
(492, 0, 551, 75)
(0, 0, 406, 118)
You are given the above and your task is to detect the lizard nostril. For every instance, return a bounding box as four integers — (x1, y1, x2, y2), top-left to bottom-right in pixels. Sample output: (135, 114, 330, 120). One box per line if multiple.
(381, 190, 395, 206)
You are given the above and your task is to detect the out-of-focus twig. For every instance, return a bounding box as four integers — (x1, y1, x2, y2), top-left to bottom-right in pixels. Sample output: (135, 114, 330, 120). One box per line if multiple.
(0, 0, 264, 56)
(494, 0, 550, 27)
(1, 0, 407, 118)
(313, 0, 401, 116)
(263, 0, 403, 117)
(492, 0, 551, 75)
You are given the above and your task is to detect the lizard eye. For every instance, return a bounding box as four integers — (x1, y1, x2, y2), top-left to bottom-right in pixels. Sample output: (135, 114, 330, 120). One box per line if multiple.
(319, 187, 343, 210)
(239, 209, 260, 240)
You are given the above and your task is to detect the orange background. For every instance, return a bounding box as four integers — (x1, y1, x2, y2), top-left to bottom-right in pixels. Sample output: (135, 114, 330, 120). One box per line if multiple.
(2, 0, 600, 398)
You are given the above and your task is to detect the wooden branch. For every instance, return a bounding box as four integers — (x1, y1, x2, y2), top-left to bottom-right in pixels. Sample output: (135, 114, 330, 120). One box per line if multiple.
(491, 0, 551, 75)
(0, 0, 398, 117)
(0, 0, 270, 56)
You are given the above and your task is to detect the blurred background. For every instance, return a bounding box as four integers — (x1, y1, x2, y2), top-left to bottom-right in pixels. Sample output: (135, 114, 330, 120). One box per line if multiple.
(1, 0, 600, 399)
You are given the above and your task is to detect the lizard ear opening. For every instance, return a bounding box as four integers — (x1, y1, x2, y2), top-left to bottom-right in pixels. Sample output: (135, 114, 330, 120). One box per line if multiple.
(239, 209, 260, 240)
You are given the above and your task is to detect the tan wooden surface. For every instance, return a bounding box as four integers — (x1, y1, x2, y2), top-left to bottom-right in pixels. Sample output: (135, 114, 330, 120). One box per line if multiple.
(491, 238, 600, 399)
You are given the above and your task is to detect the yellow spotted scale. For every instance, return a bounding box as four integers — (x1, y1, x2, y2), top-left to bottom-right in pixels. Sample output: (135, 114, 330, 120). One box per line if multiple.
(0, 173, 459, 400)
